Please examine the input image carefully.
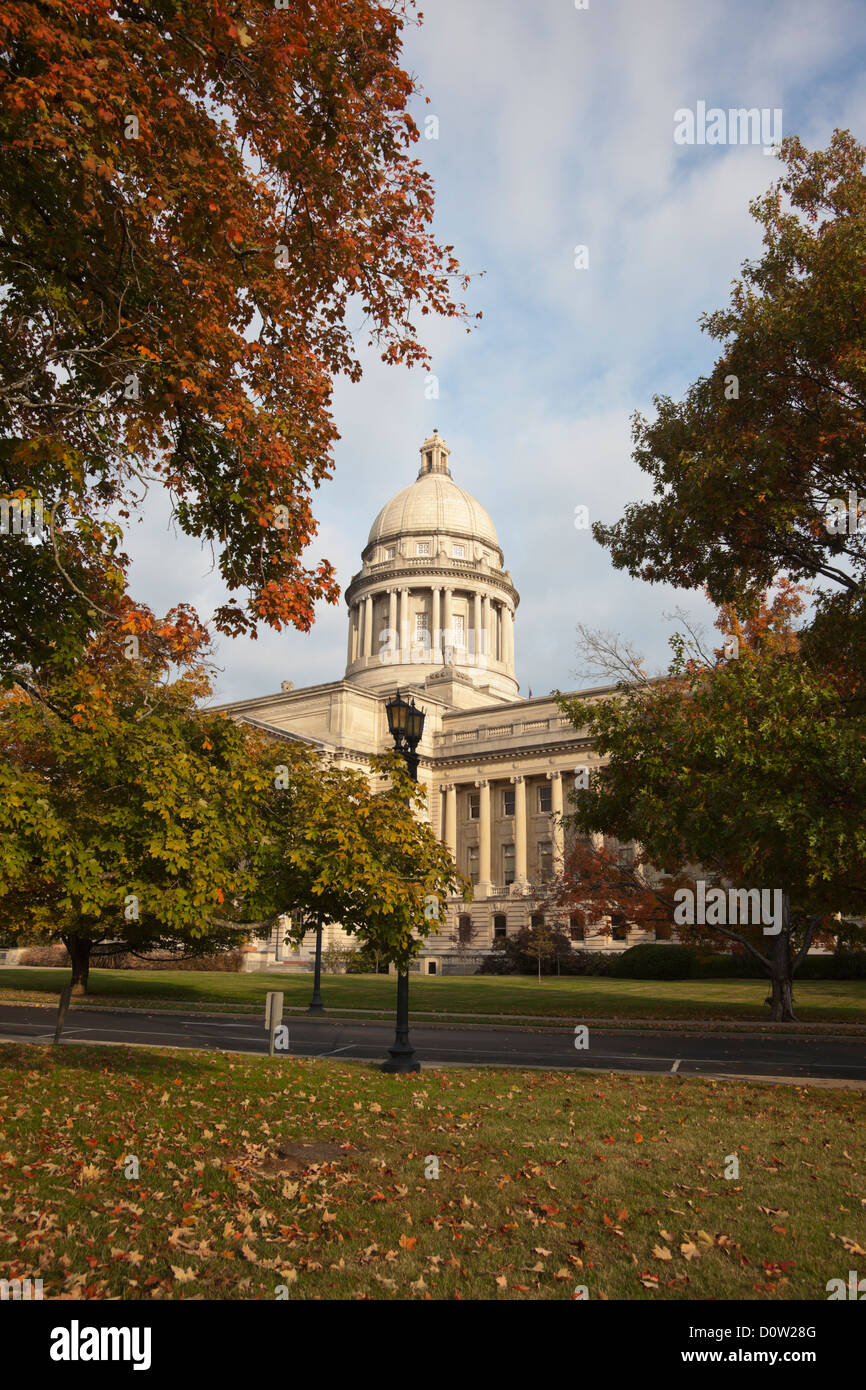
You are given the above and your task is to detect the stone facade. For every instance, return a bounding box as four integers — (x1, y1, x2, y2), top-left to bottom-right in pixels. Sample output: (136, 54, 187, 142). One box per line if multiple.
(216, 433, 651, 973)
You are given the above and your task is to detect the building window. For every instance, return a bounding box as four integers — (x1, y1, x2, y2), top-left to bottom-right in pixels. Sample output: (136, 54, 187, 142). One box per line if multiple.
(467, 792, 480, 821)
(569, 915, 584, 942)
(538, 841, 553, 881)
(617, 844, 635, 869)
(416, 541, 430, 556)
(530, 912, 545, 930)
(414, 612, 429, 644)
(611, 912, 628, 941)
(467, 846, 479, 884)
(452, 544, 465, 559)
(426, 451, 433, 469)
(538, 783, 552, 813)
(493, 914, 507, 939)
(384, 546, 396, 560)
(502, 786, 515, 817)
(502, 843, 515, 886)
(452, 613, 465, 648)
(457, 914, 473, 944)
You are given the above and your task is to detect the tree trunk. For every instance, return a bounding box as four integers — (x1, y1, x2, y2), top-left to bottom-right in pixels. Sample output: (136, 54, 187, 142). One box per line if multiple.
(769, 970, 796, 1023)
(767, 907, 797, 1023)
(62, 933, 91, 996)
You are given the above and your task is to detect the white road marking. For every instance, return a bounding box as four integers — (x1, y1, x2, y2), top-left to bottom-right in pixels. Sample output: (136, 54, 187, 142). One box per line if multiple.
(671, 1058, 681, 1073)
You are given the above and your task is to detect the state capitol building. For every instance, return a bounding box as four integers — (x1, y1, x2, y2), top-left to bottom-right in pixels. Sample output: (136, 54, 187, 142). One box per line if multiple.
(218, 431, 644, 973)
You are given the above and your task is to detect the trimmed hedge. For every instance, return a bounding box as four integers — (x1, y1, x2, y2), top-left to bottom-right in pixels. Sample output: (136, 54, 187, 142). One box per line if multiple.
(610, 944, 866, 981)
(612, 944, 696, 979)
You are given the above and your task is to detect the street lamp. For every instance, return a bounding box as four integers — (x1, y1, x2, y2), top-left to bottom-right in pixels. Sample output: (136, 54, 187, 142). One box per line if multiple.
(307, 910, 325, 1014)
(381, 689, 425, 1074)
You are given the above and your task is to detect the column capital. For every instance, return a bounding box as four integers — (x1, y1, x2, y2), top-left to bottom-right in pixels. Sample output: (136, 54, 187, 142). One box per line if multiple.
(474, 778, 488, 789)
(546, 769, 562, 780)
(509, 774, 524, 784)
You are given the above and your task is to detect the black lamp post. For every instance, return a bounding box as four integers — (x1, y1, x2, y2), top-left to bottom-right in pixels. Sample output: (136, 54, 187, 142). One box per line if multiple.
(381, 689, 425, 1074)
(308, 910, 325, 1014)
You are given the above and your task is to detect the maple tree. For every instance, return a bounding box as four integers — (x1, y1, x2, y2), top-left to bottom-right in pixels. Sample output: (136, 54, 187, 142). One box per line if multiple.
(0, 612, 272, 992)
(247, 748, 470, 972)
(0, 0, 472, 674)
(594, 131, 866, 671)
(555, 586, 866, 1021)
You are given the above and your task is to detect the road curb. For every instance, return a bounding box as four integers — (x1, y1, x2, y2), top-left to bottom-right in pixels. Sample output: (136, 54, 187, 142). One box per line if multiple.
(0, 995, 863, 1040)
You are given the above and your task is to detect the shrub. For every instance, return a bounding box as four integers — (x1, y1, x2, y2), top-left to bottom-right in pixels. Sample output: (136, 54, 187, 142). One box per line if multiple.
(613, 944, 697, 979)
(795, 951, 866, 979)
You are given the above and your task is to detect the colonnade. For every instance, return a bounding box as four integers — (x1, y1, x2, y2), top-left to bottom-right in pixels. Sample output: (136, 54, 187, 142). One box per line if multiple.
(347, 584, 515, 668)
(438, 771, 565, 897)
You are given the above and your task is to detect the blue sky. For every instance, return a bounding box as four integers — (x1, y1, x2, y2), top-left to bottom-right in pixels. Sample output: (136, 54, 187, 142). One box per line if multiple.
(125, 0, 866, 703)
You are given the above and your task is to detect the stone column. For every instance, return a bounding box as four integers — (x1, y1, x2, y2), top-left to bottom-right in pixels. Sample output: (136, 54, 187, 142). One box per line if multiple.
(398, 588, 410, 664)
(489, 599, 499, 662)
(504, 605, 515, 670)
(346, 604, 355, 666)
(549, 770, 564, 874)
(443, 588, 453, 656)
(442, 784, 457, 858)
(512, 775, 528, 889)
(473, 592, 483, 663)
(389, 589, 397, 664)
(477, 779, 492, 896)
(432, 587, 441, 662)
(363, 594, 374, 659)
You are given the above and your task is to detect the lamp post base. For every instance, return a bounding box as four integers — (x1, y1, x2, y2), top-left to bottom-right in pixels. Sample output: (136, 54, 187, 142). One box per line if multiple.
(380, 968, 420, 1073)
(381, 1048, 420, 1075)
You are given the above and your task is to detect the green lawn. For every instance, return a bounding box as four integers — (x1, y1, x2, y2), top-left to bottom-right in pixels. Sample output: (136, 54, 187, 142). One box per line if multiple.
(0, 1044, 862, 1300)
(0, 966, 864, 1024)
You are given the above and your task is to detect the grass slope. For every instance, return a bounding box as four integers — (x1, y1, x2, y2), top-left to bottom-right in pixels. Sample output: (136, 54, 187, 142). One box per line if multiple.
(0, 1044, 863, 1301)
(0, 968, 864, 1023)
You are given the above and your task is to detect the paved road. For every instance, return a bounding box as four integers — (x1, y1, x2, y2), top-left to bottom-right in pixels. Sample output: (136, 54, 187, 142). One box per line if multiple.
(0, 1003, 863, 1082)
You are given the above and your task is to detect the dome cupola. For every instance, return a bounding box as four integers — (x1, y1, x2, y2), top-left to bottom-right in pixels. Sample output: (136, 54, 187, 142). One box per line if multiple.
(344, 434, 520, 706)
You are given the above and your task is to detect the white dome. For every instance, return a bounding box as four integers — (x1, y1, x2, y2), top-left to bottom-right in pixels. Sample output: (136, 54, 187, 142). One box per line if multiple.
(367, 471, 499, 551)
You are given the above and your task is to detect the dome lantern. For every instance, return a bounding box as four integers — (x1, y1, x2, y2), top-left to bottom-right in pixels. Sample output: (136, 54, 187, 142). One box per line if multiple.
(419, 428, 451, 478)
